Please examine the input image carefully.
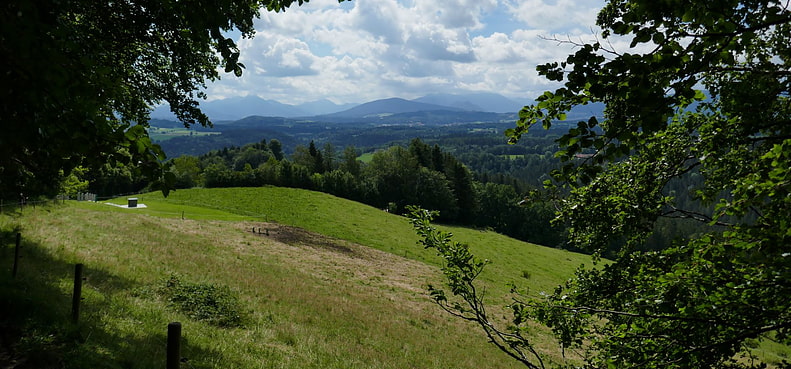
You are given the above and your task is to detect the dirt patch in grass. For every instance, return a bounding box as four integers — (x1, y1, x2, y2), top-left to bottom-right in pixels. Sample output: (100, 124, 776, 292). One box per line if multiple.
(235, 222, 437, 299)
(250, 224, 357, 256)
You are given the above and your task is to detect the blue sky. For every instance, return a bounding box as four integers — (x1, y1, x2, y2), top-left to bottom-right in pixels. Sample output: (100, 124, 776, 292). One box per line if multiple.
(206, 0, 609, 105)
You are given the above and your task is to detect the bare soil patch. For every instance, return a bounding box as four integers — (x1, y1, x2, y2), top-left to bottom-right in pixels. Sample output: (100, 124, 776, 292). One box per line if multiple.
(233, 221, 438, 300)
(250, 223, 357, 256)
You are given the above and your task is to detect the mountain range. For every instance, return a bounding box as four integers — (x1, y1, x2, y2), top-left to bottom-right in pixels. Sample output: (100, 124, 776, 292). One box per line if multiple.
(150, 92, 528, 121)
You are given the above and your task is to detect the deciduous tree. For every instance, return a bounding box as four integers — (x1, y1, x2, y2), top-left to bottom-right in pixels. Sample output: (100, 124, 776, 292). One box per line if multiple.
(417, 0, 791, 368)
(0, 0, 329, 198)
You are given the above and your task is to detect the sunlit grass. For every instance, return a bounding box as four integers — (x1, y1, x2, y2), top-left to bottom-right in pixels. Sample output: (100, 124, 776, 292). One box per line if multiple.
(149, 127, 220, 142)
(3, 187, 788, 368)
(133, 187, 590, 297)
(357, 152, 375, 163)
(1, 203, 536, 368)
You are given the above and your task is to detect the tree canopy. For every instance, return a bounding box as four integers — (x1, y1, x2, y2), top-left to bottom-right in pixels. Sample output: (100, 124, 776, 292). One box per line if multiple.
(417, 0, 791, 368)
(0, 0, 328, 198)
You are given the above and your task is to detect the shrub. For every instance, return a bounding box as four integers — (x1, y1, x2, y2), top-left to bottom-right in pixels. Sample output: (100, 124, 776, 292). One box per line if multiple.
(157, 275, 248, 328)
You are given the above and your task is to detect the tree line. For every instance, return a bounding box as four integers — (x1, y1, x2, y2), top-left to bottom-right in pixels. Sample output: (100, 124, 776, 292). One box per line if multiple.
(62, 131, 712, 254)
(166, 138, 565, 248)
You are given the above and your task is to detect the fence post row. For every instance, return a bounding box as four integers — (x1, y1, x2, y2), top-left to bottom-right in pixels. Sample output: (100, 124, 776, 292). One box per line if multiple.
(5, 194, 186, 368)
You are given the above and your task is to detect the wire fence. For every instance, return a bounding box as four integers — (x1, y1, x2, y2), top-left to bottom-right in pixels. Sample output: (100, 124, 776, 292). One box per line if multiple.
(7, 231, 188, 368)
(0, 196, 63, 214)
(0, 192, 135, 214)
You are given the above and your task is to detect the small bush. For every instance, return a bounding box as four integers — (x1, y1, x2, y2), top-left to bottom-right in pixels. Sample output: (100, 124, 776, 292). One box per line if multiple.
(157, 275, 248, 328)
(520, 270, 531, 280)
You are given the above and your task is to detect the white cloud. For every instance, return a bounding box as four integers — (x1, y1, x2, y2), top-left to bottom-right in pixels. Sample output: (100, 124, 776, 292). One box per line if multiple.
(405, 25, 475, 62)
(206, 0, 611, 104)
(415, 0, 498, 30)
(506, 0, 601, 33)
(238, 34, 319, 77)
(350, 0, 406, 44)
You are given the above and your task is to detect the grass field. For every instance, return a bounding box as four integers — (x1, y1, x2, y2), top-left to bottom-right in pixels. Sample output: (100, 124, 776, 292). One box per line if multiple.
(118, 187, 589, 296)
(1, 188, 589, 369)
(3, 187, 787, 368)
(498, 154, 524, 160)
(357, 152, 375, 163)
(149, 127, 221, 142)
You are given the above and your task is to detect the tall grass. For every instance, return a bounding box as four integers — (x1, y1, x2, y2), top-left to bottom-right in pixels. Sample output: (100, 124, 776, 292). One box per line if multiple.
(4, 188, 788, 368)
(99, 187, 791, 366)
(1, 203, 540, 368)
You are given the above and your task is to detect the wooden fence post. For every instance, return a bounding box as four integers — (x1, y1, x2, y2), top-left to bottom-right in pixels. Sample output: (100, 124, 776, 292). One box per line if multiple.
(12, 233, 21, 278)
(167, 322, 182, 369)
(72, 263, 84, 322)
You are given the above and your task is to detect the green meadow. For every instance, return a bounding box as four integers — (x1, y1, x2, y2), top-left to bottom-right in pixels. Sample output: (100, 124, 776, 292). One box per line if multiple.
(149, 127, 221, 142)
(3, 187, 785, 368)
(357, 152, 375, 163)
(124, 187, 589, 296)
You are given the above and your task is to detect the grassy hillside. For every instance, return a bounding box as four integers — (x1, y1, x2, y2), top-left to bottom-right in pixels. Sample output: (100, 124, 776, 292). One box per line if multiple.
(118, 187, 590, 296)
(0, 188, 591, 369)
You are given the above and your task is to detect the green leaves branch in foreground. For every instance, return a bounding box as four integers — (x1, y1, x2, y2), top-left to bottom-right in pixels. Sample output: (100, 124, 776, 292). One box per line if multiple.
(410, 203, 791, 369)
(407, 206, 548, 369)
(443, 0, 791, 368)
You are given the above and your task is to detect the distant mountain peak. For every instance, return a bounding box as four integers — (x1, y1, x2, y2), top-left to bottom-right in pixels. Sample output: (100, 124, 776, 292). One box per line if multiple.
(324, 97, 465, 119)
(150, 92, 529, 121)
(412, 92, 524, 113)
(150, 96, 357, 121)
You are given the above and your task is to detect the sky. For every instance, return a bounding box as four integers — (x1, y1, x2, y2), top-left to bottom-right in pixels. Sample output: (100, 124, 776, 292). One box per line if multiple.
(205, 0, 608, 105)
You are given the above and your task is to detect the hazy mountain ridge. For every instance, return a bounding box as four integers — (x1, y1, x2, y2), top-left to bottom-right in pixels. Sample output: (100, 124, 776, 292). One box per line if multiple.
(413, 92, 524, 113)
(150, 92, 537, 121)
(151, 96, 357, 121)
(319, 98, 465, 119)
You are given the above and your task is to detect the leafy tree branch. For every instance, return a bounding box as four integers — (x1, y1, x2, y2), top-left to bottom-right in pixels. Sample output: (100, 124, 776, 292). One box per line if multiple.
(408, 206, 547, 369)
(420, 0, 791, 368)
(0, 0, 344, 198)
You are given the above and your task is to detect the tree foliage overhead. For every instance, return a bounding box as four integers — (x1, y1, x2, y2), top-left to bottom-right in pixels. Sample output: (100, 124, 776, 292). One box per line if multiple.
(418, 0, 791, 368)
(0, 0, 332, 198)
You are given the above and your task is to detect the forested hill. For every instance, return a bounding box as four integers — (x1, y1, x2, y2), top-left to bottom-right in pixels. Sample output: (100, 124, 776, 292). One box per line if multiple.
(113, 136, 705, 255)
(139, 110, 711, 255)
(162, 138, 566, 249)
